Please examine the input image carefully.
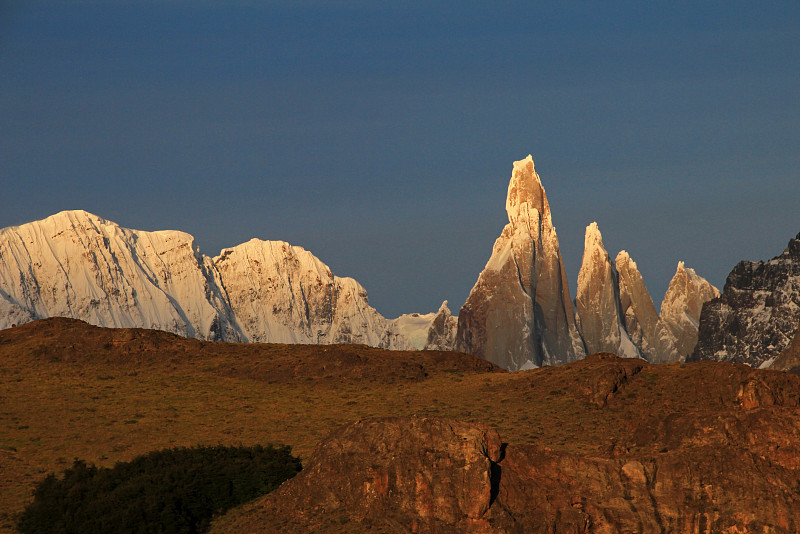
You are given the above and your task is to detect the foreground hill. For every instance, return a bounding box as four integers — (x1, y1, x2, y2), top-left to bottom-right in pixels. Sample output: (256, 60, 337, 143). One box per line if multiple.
(2, 319, 800, 533)
(214, 357, 800, 533)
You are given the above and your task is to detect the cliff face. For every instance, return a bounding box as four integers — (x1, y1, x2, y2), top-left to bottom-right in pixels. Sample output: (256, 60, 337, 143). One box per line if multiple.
(661, 262, 720, 361)
(455, 156, 585, 370)
(615, 251, 679, 363)
(575, 223, 640, 359)
(691, 232, 800, 368)
(772, 320, 800, 373)
(212, 356, 800, 533)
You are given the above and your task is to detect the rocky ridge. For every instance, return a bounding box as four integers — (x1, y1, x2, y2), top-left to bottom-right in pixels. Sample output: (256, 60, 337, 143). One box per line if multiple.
(1, 155, 726, 368)
(690, 232, 800, 368)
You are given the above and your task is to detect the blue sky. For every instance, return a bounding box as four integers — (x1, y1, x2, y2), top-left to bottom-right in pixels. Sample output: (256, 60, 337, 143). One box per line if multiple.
(2, 1, 799, 318)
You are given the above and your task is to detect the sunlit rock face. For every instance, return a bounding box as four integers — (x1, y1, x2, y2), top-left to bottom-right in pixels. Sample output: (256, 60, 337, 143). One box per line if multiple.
(422, 300, 458, 351)
(691, 233, 799, 368)
(661, 262, 720, 361)
(616, 251, 680, 363)
(215, 239, 398, 347)
(0, 211, 411, 349)
(455, 156, 585, 371)
(575, 223, 640, 359)
(0, 210, 242, 340)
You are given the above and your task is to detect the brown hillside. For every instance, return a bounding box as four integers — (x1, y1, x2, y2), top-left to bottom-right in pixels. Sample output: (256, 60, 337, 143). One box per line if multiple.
(213, 354, 800, 533)
(2, 319, 800, 533)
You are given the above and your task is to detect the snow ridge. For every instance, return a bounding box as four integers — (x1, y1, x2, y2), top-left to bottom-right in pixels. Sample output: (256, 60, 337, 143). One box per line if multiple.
(0, 211, 407, 348)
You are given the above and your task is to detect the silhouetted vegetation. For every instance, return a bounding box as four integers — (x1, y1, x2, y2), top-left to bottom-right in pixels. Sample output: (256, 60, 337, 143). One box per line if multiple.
(17, 444, 301, 534)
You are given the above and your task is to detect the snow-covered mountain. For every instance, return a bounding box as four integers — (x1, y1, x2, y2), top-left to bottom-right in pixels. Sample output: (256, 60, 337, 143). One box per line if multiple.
(0, 210, 240, 341)
(0, 210, 433, 349)
(454, 156, 586, 370)
(1, 155, 726, 369)
(214, 238, 392, 346)
(389, 301, 457, 351)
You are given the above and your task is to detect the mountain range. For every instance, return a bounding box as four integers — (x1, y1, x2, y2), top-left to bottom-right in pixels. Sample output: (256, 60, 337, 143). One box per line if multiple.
(10, 154, 795, 371)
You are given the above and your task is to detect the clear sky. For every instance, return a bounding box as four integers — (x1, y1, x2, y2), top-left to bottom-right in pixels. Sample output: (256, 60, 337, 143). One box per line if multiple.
(2, 1, 799, 318)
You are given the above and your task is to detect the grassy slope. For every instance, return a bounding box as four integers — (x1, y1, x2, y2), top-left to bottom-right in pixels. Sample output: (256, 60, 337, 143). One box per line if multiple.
(3, 318, 798, 533)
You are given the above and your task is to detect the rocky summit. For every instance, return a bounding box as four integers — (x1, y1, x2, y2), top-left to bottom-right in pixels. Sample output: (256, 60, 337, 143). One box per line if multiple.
(575, 222, 640, 359)
(455, 156, 585, 370)
(691, 232, 800, 368)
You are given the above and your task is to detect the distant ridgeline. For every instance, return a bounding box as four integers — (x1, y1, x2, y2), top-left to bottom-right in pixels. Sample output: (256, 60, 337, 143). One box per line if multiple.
(8, 156, 795, 370)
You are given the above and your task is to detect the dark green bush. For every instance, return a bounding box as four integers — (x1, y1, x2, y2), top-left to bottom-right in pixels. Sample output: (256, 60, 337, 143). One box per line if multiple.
(18, 444, 301, 534)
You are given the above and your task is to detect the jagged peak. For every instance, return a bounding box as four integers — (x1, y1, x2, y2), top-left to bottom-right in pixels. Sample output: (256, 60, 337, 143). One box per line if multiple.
(437, 300, 451, 314)
(577, 222, 612, 291)
(506, 154, 548, 224)
(663, 262, 720, 304)
(615, 250, 638, 271)
(584, 222, 605, 248)
(583, 222, 607, 253)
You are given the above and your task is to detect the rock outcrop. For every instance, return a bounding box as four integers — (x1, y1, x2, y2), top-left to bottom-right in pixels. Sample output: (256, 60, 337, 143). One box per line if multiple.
(575, 223, 640, 358)
(213, 384, 800, 534)
(615, 251, 679, 363)
(690, 232, 800, 367)
(213, 417, 504, 533)
(455, 156, 585, 370)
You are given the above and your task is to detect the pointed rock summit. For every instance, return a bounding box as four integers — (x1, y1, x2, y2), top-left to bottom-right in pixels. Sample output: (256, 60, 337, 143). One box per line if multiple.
(424, 301, 458, 351)
(661, 262, 720, 361)
(455, 156, 585, 370)
(575, 223, 640, 358)
(616, 251, 680, 363)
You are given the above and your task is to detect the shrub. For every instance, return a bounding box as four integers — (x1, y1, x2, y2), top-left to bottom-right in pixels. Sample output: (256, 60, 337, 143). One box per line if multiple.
(18, 444, 301, 534)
